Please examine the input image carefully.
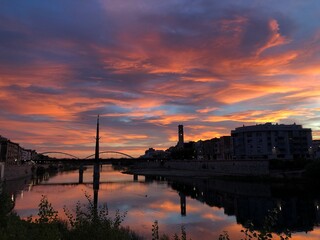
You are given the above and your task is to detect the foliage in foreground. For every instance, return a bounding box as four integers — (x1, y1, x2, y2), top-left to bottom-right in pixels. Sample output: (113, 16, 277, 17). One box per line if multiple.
(151, 220, 188, 240)
(0, 193, 141, 240)
(0, 191, 293, 240)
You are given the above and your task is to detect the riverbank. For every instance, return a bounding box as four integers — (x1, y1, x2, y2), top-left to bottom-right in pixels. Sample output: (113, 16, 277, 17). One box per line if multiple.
(124, 166, 310, 182)
(130, 159, 269, 177)
(124, 168, 227, 178)
(1, 163, 82, 182)
(124, 158, 320, 182)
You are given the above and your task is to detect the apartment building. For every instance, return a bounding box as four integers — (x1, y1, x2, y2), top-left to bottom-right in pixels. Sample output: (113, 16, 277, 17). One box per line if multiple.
(0, 139, 20, 164)
(194, 136, 233, 161)
(231, 123, 312, 160)
(312, 140, 320, 159)
(0, 136, 35, 164)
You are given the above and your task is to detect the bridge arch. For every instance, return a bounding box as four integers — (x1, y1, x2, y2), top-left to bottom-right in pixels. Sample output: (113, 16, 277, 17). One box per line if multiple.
(84, 151, 134, 159)
(38, 152, 80, 159)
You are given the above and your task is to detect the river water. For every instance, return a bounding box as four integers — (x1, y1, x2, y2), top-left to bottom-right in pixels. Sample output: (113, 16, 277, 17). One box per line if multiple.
(9, 165, 320, 239)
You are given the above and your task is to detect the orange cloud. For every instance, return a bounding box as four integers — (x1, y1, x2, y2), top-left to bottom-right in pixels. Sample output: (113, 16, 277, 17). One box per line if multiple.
(213, 83, 298, 104)
(205, 108, 315, 124)
(202, 212, 227, 221)
(256, 19, 290, 56)
(147, 115, 197, 125)
(197, 107, 219, 114)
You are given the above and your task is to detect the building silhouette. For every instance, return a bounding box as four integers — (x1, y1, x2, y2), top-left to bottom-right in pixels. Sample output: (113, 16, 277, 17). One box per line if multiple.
(0, 135, 36, 164)
(231, 123, 312, 160)
(168, 177, 320, 232)
(177, 125, 184, 148)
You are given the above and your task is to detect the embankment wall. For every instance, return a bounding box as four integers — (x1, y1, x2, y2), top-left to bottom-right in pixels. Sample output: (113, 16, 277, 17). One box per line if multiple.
(0, 162, 4, 181)
(3, 164, 34, 181)
(137, 160, 269, 176)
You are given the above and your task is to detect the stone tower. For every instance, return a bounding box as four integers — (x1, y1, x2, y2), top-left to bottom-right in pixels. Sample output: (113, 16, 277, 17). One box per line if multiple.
(178, 124, 184, 148)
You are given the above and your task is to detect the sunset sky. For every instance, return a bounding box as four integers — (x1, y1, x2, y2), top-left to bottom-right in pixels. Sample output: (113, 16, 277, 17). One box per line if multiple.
(1, 0, 320, 157)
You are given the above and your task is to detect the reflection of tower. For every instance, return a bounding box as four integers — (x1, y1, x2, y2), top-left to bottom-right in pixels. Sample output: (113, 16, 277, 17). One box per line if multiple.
(79, 164, 84, 184)
(179, 192, 186, 216)
(178, 125, 184, 148)
(133, 174, 138, 181)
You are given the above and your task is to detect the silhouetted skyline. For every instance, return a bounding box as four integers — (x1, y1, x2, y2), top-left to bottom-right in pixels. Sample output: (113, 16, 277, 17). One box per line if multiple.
(0, 1, 319, 157)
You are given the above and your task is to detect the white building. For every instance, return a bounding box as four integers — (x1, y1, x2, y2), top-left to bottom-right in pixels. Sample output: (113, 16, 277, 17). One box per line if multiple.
(231, 123, 312, 160)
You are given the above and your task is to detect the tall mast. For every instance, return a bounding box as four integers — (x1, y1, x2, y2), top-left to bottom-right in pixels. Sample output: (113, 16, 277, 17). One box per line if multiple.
(93, 115, 100, 210)
(95, 115, 100, 162)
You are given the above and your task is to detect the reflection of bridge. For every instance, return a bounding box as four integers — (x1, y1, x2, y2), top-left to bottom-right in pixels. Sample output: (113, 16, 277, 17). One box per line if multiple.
(38, 180, 143, 186)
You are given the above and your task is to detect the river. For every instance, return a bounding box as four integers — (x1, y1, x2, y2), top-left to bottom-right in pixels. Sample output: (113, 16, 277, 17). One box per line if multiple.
(8, 165, 320, 239)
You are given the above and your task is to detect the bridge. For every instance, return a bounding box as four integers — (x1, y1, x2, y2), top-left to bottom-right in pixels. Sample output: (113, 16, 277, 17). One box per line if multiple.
(27, 116, 157, 210)
(37, 151, 135, 159)
(33, 151, 144, 165)
(32, 116, 159, 165)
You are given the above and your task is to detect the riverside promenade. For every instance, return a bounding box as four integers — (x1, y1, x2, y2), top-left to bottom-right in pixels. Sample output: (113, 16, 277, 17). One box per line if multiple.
(128, 159, 270, 177)
(126, 159, 306, 180)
